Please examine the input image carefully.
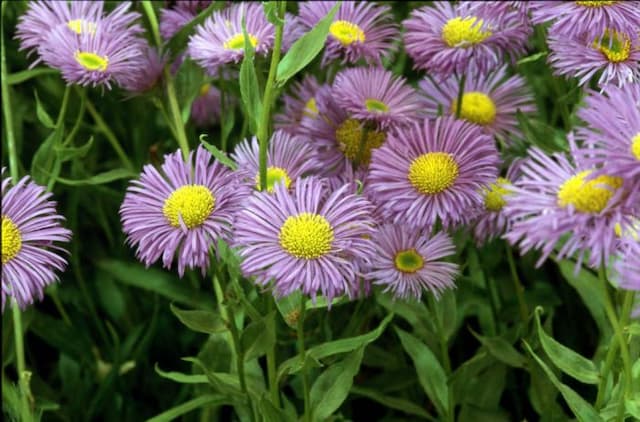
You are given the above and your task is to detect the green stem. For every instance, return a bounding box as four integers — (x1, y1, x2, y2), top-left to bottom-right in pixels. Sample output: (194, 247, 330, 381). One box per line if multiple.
(47, 85, 71, 192)
(12, 300, 32, 421)
(257, 1, 286, 190)
(455, 73, 466, 119)
(429, 295, 453, 422)
(297, 297, 311, 422)
(84, 97, 134, 171)
(598, 266, 632, 422)
(1, 1, 19, 181)
(506, 244, 529, 325)
(266, 298, 280, 408)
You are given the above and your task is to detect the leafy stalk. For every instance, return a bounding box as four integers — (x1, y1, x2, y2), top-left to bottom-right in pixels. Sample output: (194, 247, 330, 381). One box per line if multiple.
(297, 297, 311, 422)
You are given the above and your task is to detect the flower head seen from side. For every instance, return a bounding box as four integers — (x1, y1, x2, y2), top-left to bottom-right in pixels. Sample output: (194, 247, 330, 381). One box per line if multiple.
(365, 224, 459, 300)
(418, 65, 535, 143)
(188, 2, 274, 76)
(1, 170, 71, 311)
(333, 67, 422, 130)
(120, 146, 251, 277)
(160, 0, 212, 40)
(120, 43, 167, 95)
(231, 130, 321, 193)
(530, 1, 640, 40)
(298, 1, 399, 66)
(191, 83, 227, 127)
(469, 1, 531, 25)
(234, 177, 376, 302)
(614, 238, 640, 291)
(367, 116, 500, 230)
(503, 146, 637, 270)
(274, 75, 321, 136)
(403, 1, 530, 78)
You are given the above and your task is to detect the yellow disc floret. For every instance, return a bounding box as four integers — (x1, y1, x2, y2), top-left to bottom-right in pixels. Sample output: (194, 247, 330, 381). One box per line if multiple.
(329, 20, 365, 45)
(451, 92, 497, 125)
(304, 97, 319, 119)
(557, 170, 623, 213)
(614, 218, 640, 240)
(594, 30, 631, 63)
(408, 152, 459, 195)
(394, 248, 425, 273)
(67, 19, 97, 35)
(631, 133, 640, 160)
(163, 185, 215, 228)
(75, 51, 109, 72)
(255, 166, 292, 193)
(224, 33, 258, 50)
(576, 1, 616, 7)
(483, 177, 512, 212)
(2, 215, 22, 264)
(365, 98, 389, 113)
(279, 212, 334, 259)
(442, 16, 492, 48)
(335, 118, 385, 164)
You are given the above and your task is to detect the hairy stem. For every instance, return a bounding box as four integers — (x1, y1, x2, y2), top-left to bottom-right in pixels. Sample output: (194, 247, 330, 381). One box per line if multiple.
(1, 1, 19, 181)
(85, 97, 134, 171)
(455, 73, 466, 119)
(297, 297, 311, 422)
(12, 300, 33, 421)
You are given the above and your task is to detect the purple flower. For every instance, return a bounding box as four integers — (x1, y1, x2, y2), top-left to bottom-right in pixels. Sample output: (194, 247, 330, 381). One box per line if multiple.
(332, 66, 422, 130)
(120, 43, 167, 94)
(188, 2, 274, 76)
(548, 29, 640, 89)
(160, 1, 213, 40)
(120, 146, 251, 277)
(418, 64, 535, 143)
(2, 170, 71, 311)
(233, 177, 376, 302)
(503, 146, 638, 270)
(297, 1, 399, 66)
(530, 1, 640, 40)
(614, 238, 640, 291)
(367, 116, 500, 230)
(403, 1, 530, 78)
(282, 13, 306, 53)
(469, 1, 531, 24)
(191, 83, 225, 127)
(274, 75, 321, 135)
(364, 224, 459, 300)
(231, 130, 321, 192)
(574, 84, 640, 181)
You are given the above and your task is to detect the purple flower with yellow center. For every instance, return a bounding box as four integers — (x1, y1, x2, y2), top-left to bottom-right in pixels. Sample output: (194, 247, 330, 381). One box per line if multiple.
(297, 1, 398, 66)
(332, 67, 422, 130)
(274, 75, 321, 135)
(530, 1, 640, 40)
(120, 146, 251, 277)
(188, 2, 274, 76)
(403, 1, 530, 77)
(191, 83, 225, 127)
(233, 177, 376, 302)
(548, 28, 640, 89)
(503, 146, 638, 269)
(2, 170, 71, 311)
(614, 238, 640, 291)
(575, 84, 640, 180)
(231, 130, 320, 193)
(120, 43, 166, 94)
(364, 224, 459, 300)
(367, 116, 500, 230)
(160, 1, 212, 40)
(298, 85, 388, 176)
(418, 65, 535, 143)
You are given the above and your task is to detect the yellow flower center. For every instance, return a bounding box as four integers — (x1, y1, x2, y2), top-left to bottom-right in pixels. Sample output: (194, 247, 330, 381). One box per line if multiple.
(254, 166, 292, 193)
(365, 98, 389, 113)
(162, 185, 215, 228)
(451, 91, 497, 125)
(483, 177, 512, 212)
(614, 218, 640, 240)
(631, 133, 640, 160)
(2, 215, 22, 264)
(67, 19, 96, 35)
(329, 20, 365, 45)
(408, 152, 459, 195)
(557, 170, 623, 213)
(278, 212, 334, 259)
(200, 83, 211, 96)
(224, 33, 258, 50)
(75, 51, 108, 72)
(303, 97, 319, 119)
(575, 1, 616, 6)
(594, 30, 631, 63)
(442, 16, 492, 48)
(335, 118, 385, 165)
(394, 248, 424, 273)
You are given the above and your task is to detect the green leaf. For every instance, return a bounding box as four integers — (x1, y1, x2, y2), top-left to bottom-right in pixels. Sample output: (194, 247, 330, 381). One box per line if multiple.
(626, 398, 640, 420)
(183, 357, 245, 399)
(146, 395, 230, 422)
(154, 364, 209, 384)
(350, 386, 433, 419)
(534, 307, 600, 384)
(174, 58, 205, 123)
(259, 395, 295, 422)
(30, 123, 65, 185)
(262, 1, 284, 26)
(29, 310, 92, 362)
(395, 327, 449, 417)
(517, 51, 548, 65)
(523, 341, 603, 422)
(200, 134, 238, 170)
(241, 311, 276, 362)
(170, 303, 227, 335)
(56, 168, 137, 186)
(627, 323, 640, 337)
(458, 405, 510, 422)
(276, 2, 340, 85)
(97, 259, 217, 310)
(275, 291, 303, 329)
(470, 329, 527, 368)
(310, 346, 365, 420)
(7, 67, 58, 85)
(54, 136, 94, 163)
(34, 89, 56, 129)
(239, 16, 262, 133)
(164, 2, 220, 60)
